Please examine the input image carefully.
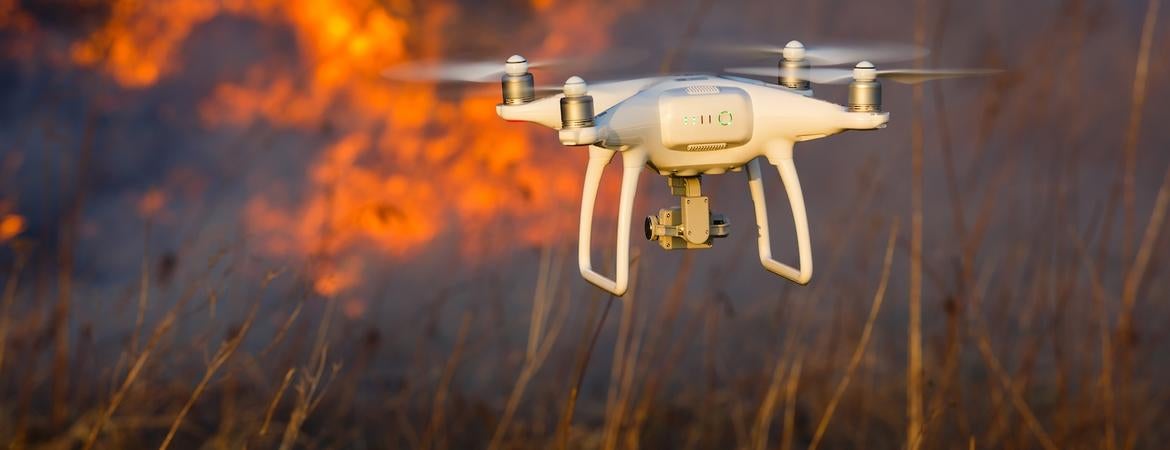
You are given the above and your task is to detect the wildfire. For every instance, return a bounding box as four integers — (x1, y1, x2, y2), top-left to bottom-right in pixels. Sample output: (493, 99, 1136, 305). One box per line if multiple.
(65, 0, 642, 295)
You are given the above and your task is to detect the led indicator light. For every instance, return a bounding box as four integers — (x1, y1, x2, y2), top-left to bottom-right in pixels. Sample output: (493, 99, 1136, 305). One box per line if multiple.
(683, 113, 731, 126)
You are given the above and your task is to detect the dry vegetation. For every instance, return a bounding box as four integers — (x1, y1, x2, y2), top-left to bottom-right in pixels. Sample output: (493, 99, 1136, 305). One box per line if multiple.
(2, 0, 1170, 449)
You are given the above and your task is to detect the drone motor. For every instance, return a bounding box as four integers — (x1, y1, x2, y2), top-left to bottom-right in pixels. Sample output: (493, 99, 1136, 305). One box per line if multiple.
(848, 61, 881, 112)
(778, 40, 811, 90)
(559, 76, 595, 128)
(501, 55, 536, 105)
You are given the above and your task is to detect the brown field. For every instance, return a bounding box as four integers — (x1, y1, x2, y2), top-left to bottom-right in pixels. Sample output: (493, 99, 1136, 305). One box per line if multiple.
(1, 0, 1168, 448)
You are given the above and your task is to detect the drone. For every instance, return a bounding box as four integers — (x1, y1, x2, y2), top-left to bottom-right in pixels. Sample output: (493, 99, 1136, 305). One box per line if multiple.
(385, 41, 996, 296)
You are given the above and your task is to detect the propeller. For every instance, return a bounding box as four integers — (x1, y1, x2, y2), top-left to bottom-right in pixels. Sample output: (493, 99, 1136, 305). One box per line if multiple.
(725, 62, 1000, 85)
(703, 40, 928, 66)
(383, 56, 557, 83)
(382, 50, 647, 84)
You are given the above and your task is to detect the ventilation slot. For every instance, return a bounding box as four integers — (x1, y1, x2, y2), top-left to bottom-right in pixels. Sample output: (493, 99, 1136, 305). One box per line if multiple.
(686, 143, 727, 152)
(685, 85, 720, 95)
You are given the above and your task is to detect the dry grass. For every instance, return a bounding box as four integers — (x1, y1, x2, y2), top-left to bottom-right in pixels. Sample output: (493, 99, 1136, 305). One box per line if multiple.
(0, 171, 1165, 449)
(808, 220, 898, 450)
(0, 1, 1168, 449)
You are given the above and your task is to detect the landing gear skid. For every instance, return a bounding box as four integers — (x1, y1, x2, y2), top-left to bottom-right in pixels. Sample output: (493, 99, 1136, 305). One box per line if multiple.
(644, 176, 730, 250)
(576, 146, 813, 296)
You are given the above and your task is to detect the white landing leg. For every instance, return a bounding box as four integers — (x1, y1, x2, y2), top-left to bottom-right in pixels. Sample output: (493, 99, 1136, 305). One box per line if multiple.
(746, 157, 813, 284)
(578, 145, 647, 296)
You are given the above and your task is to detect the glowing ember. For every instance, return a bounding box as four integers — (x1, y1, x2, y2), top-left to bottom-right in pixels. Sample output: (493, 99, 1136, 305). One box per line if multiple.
(67, 0, 639, 296)
(0, 214, 24, 243)
(137, 188, 167, 218)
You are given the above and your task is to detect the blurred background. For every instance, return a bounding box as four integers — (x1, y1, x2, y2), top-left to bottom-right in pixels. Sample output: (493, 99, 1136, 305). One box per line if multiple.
(1, 0, 1168, 448)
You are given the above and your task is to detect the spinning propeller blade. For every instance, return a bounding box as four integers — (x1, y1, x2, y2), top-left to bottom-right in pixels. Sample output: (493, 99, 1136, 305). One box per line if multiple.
(703, 41, 928, 66)
(382, 59, 551, 83)
(724, 66, 1000, 84)
(382, 50, 648, 84)
(866, 68, 1003, 84)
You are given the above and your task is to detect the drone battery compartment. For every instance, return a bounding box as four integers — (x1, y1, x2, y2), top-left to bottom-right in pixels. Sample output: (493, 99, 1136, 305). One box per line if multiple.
(658, 86, 753, 151)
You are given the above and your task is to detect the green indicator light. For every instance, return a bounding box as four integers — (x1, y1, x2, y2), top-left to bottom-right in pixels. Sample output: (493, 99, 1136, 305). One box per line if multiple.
(718, 111, 732, 126)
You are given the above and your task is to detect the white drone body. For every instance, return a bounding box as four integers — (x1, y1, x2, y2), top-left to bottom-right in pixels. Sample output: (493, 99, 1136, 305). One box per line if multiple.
(499, 72, 888, 295)
(386, 40, 992, 296)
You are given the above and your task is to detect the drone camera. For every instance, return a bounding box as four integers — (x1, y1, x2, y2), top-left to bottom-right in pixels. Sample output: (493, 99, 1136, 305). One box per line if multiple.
(645, 208, 729, 250)
(645, 176, 729, 250)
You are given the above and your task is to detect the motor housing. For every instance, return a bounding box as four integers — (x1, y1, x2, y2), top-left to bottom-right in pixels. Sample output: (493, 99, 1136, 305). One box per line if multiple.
(779, 40, 811, 90)
(848, 61, 882, 112)
(560, 76, 595, 129)
(501, 55, 535, 105)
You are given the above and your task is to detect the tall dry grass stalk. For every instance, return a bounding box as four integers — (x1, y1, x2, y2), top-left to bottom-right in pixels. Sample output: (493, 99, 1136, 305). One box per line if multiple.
(1112, 2, 1164, 446)
(1121, 162, 1170, 324)
(809, 220, 899, 450)
(261, 294, 304, 357)
(558, 293, 616, 450)
(907, 0, 928, 447)
(751, 257, 826, 450)
(420, 311, 473, 450)
(158, 269, 280, 450)
(53, 115, 95, 426)
(626, 252, 693, 442)
(1118, 148, 1170, 338)
(1069, 225, 1117, 450)
(130, 222, 150, 355)
(81, 250, 228, 450)
(1116, 161, 1170, 448)
(0, 242, 27, 371)
(259, 368, 296, 437)
(528, 246, 554, 360)
(752, 355, 790, 450)
(922, 7, 973, 444)
(780, 353, 803, 450)
(1121, 0, 1162, 262)
(964, 246, 1058, 450)
(279, 297, 342, 450)
(970, 325, 1058, 450)
(486, 251, 575, 450)
(601, 252, 643, 450)
(605, 295, 647, 450)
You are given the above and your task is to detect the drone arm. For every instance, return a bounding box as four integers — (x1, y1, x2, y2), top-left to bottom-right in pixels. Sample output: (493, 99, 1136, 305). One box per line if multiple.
(497, 77, 667, 130)
(497, 97, 561, 129)
(747, 155, 813, 284)
(579, 145, 645, 296)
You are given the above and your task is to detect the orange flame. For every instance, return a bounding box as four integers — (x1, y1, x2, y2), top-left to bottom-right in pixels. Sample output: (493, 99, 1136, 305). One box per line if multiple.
(0, 214, 24, 243)
(0, 0, 30, 31)
(69, 0, 641, 296)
